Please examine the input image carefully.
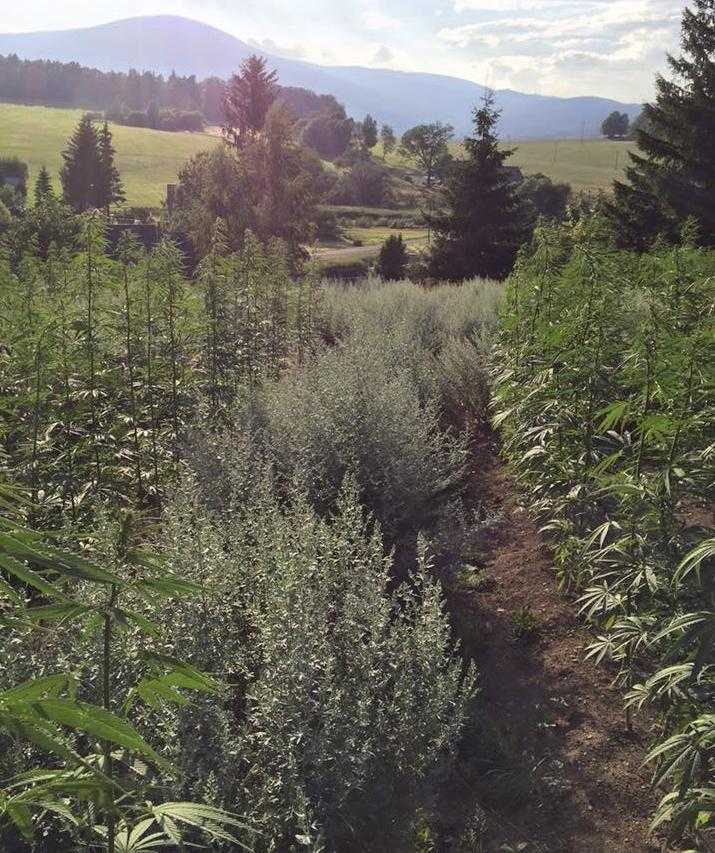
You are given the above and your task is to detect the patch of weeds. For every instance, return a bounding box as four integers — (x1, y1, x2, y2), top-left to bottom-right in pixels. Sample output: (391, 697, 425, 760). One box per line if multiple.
(453, 803, 489, 851)
(466, 717, 540, 810)
(509, 607, 542, 646)
(413, 810, 438, 852)
(456, 564, 494, 592)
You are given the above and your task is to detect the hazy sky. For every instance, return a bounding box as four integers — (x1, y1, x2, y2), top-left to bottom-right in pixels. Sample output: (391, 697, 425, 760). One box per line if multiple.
(7, 0, 686, 101)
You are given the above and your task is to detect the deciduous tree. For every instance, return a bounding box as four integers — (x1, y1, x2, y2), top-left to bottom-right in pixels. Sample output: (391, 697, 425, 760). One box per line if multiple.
(400, 122, 454, 187)
(601, 111, 629, 138)
(380, 123, 396, 160)
(361, 113, 378, 149)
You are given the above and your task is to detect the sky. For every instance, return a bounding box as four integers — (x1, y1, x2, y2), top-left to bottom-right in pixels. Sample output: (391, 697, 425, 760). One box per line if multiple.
(7, 0, 687, 102)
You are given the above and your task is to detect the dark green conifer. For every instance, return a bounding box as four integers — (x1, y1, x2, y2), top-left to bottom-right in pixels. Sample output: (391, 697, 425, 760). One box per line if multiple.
(60, 114, 100, 213)
(34, 165, 54, 206)
(608, 0, 715, 248)
(428, 92, 527, 280)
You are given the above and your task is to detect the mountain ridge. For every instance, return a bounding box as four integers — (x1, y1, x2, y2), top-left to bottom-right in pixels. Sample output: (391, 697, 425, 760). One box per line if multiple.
(0, 15, 642, 138)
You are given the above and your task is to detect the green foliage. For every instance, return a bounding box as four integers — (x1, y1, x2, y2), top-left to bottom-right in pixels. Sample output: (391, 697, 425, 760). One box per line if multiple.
(0, 214, 319, 522)
(33, 165, 53, 206)
(171, 108, 320, 265)
(601, 110, 630, 138)
(58, 115, 124, 215)
(608, 0, 715, 249)
(493, 217, 714, 844)
(155, 476, 476, 851)
(0, 484, 245, 851)
(429, 94, 528, 281)
(400, 122, 454, 187)
(376, 233, 408, 280)
(380, 123, 397, 160)
(516, 172, 571, 225)
(360, 113, 378, 150)
(1, 225, 501, 851)
(222, 54, 279, 149)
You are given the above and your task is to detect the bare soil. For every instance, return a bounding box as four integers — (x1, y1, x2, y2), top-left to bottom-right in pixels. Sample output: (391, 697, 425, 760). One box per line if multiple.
(437, 429, 670, 853)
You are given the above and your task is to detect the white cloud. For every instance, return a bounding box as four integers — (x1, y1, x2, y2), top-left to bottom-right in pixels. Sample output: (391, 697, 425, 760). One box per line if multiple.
(363, 9, 401, 30)
(371, 44, 396, 64)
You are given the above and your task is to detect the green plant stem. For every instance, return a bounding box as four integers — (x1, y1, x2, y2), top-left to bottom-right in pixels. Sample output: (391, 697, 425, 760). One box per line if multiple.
(103, 583, 118, 853)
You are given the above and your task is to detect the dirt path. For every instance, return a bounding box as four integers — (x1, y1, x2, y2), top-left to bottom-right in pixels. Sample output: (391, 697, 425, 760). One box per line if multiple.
(439, 430, 664, 852)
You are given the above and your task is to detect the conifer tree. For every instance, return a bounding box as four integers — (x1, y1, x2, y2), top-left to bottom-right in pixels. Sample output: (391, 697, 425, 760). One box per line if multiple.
(608, 0, 715, 249)
(376, 234, 408, 280)
(96, 122, 125, 216)
(428, 93, 527, 280)
(380, 124, 396, 160)
(361, 114, 378, 150)
(33, 165, 53, 206)
(60, 114, 100, 213)
(222, 55, 278, 149)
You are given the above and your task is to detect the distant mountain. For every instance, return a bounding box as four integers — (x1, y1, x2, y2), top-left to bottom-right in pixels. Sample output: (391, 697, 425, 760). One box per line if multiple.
(0, 15, 642, 138)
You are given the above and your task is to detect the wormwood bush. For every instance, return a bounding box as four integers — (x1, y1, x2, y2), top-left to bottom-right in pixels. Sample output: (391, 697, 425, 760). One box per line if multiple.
(318, 277, 503, 351)
(317, 277, 500, 427)
(152, 477, 475, 851)
(245, 329, 469, 539)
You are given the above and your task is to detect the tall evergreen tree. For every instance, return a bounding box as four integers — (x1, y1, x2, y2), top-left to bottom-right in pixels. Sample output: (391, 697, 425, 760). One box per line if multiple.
(428, 93, 527, 281)
(96, 122, 125, 215)
(380, 124, 396, 160)
(608, 0, 715, 249)
(222, 55, 279, 149)
(361, 114, 378, 150)
(376, 233, 408, 280)
(33, 165, 53, 206)
(60, 114, 100, 213)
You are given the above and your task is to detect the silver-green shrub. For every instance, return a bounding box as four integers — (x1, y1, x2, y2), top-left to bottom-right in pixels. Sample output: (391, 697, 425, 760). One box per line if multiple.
(155, 478, 475, 851)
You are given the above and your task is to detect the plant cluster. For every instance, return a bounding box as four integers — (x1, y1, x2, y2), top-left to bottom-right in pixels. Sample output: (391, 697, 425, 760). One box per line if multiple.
(0, 214, 321, 524)
(1, 236, 503, 849)
(0, 482, 247, 851)
(493, 217, 714, 845)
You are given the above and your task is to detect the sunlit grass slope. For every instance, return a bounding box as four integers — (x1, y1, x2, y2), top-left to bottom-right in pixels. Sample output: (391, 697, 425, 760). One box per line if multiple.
(0, 102, 220, 207)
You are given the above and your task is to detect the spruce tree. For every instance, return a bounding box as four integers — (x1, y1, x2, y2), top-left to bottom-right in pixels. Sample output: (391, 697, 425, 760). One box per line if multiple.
(376, 234, 408, 280)
(60, 114, 100, 213)
(96, 122, 125, 215)
(34, 165, 53, 206)
(361, 114, 378, 150)
(608, 0, 715, 249)
(222, 55, 278, 149)
(428, 93, 527, 281)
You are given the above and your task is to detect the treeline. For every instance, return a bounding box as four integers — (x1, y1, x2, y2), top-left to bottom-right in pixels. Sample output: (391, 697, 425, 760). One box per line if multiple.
(0, 52, 350, 129)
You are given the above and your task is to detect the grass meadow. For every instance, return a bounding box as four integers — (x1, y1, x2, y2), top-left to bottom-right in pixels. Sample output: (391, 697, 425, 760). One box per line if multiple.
(0, 102, 220, 207)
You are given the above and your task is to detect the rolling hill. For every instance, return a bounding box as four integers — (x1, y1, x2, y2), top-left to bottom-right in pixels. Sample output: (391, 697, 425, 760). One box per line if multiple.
(0, 15, 642, 139)
(0, 102, 220, 207)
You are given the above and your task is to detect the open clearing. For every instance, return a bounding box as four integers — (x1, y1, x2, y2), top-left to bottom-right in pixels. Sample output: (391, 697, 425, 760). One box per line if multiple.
(379, 136, 637, 192)
(0, 102, 219, 207)
(313, 226, 429, 265)
(505, 138, 637, 191)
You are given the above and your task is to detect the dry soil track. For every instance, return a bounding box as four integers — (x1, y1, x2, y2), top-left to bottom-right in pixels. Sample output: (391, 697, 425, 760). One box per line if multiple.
(437, 429, 673, 853)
